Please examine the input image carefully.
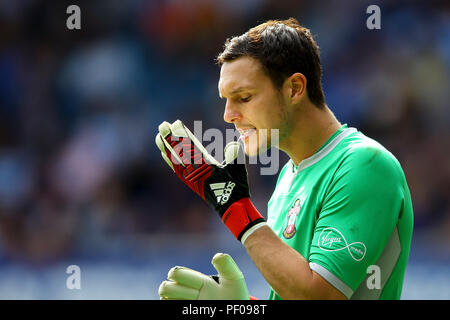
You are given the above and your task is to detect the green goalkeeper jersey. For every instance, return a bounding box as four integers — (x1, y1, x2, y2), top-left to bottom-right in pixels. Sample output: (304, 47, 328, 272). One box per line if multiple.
(266, 124, 413, 300)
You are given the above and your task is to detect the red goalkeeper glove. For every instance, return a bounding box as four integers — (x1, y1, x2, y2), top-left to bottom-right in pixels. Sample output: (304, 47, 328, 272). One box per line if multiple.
(155, 120, 266, 243)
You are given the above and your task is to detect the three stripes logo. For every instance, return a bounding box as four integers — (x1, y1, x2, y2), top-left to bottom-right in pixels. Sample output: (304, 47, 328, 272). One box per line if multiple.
(210, 182, 236, 205)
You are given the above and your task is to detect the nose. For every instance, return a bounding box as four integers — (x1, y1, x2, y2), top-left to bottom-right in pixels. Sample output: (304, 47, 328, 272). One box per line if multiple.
(223, 100, 242, 124)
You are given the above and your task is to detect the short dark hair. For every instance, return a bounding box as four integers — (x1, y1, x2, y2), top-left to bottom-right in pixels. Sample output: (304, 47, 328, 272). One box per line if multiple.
(217, 18, 325, 108)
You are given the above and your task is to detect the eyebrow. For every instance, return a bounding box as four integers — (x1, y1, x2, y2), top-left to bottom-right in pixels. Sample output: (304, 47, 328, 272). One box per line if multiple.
(219, 86, 254, 98)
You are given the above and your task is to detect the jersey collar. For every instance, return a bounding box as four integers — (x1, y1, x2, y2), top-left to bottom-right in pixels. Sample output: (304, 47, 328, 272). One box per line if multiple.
(290, 124, 357, 173)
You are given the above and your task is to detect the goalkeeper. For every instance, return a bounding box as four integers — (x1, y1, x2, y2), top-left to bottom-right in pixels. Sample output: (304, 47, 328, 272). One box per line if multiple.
(156, 18, 413, 300)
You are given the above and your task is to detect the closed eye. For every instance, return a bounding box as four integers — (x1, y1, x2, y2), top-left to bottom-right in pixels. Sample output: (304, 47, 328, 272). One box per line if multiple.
(240, 96, 251, 103)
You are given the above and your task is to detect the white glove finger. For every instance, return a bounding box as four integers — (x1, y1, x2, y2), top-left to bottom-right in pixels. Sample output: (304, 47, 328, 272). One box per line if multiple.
(157, 121, 185, 167)
(158, 280, 199, 300)
(155, 134, 175, 171)
(211, 253, 244, 281)
(158, 121, 172, 138)
(167, 266, 205, 290)
(171, 120, 221, 166)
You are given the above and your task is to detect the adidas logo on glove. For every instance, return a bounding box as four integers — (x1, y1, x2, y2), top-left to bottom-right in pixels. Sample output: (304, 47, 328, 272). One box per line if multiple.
(210, 182, 236, 205)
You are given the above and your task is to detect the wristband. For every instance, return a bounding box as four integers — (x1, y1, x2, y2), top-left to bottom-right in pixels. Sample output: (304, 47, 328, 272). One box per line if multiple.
(221, 198, 266, 242)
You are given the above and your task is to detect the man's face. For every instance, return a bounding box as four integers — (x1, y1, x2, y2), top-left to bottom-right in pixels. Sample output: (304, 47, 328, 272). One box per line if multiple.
(218, 56, 291, 156)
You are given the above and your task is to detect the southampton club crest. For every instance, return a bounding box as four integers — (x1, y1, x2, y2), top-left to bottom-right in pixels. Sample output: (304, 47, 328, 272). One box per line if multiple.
(282, 198, 302, 239)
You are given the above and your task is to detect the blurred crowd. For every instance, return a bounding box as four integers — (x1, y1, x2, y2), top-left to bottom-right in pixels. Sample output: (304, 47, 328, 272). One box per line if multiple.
(0, 0, 449, 265)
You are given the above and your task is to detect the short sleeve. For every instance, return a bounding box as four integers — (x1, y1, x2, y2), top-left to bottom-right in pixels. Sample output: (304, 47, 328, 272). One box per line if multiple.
(308, 143, 405, 298)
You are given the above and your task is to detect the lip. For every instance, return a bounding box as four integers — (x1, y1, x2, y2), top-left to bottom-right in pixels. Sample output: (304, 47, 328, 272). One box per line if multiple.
(237, 128, 256, 140)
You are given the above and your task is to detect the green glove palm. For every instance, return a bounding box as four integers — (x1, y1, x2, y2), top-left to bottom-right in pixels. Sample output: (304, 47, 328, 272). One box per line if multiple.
(158, 253, 250, 300)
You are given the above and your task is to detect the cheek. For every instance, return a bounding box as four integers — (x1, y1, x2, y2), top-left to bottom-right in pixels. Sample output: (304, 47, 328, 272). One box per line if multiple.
(251, 101, 282, 128)
(262, 101, 290, 136)
(273, 95, 292, 138)
(247, 91, 289, 131)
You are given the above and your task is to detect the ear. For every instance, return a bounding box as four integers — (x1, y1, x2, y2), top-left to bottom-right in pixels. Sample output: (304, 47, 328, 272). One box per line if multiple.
(285, 73, 307, 104)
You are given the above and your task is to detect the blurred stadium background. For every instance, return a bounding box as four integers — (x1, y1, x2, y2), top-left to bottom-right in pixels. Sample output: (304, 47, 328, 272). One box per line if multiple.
(0, 0, 449, 299)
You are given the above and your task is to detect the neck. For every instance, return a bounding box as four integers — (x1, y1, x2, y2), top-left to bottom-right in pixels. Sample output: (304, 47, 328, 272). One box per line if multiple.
(280, 103, 341, 166)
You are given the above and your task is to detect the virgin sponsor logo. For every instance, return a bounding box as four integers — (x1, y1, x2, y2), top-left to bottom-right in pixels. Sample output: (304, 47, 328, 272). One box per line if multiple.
(318, 227, 366, 262)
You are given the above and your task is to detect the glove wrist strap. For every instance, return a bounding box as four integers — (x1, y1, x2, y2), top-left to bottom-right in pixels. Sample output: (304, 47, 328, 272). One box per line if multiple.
(221, 198, 266, 242)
